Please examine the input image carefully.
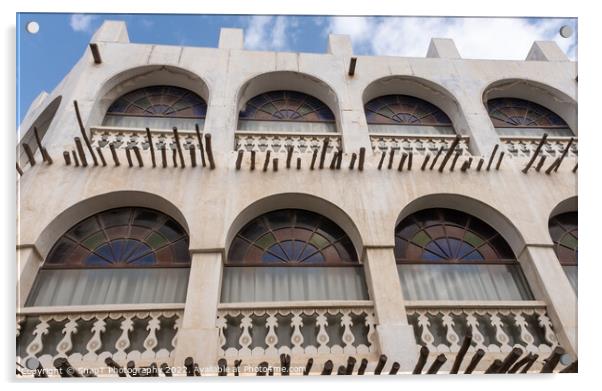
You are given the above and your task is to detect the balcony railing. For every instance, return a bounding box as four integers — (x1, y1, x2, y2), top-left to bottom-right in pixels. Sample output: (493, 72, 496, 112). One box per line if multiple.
(216, 301, 376, 363)
(405, 301, 558, 355)
(90, 126, 198, 150)
(234, 130, 341, 154)
(370, 133, 470, 156)
(16, 304, 184, 370)
(500, 135, 577, 158)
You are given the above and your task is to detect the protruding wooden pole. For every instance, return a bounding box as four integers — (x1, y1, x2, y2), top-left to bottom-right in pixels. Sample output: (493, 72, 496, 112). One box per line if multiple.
(476, 157, 484, 171)
(377, 151, 386, 170)
(374, 354, 387, 375)
(408, 151, 413, 170)
(250, 150, 256, 171)
(195, 124, 206, 167)
(125, 147, 133, 167)
(133, 146, 144, 167)
(233, 359, 242, 376)
(421, 154, 430, 171)
(345, 357, 356, 375)
(427, 354, 447, 374)
(161, 146, 167, 168)
(486, 144, 499, 171)
(105, 357, 127, 377)
(280, 353, 291, 376)
(337, 365, 346, 375)
(54, 357, 82, 377)
(263, 151, 271, 172)
(450, 151, 461, 172)
(461, 157, 473, 172)
(319, 138, 329, 169)
(389, 362, 400, 375)
(303, 358, 314, 376)
(89, 43, 102, 64)
(535, 155, 547, 172)
(413, 346, 429, 374)
(321, 360, 333, 375)
(16, 162, 24, 175)
(329, 151, 338, 169)
(464, 349, 485, 374)
(172, 148, 178, 167)
(146, 128, 156, 168)
(257, 362, 268, 376)
(286, 145, 293, 169)
(204, 133, 215, 169)
(184, 357, 195, 377)
(296, 157, 301, 170)
(357, 358, 368, 375)
(349, 152, 357, 170)
(358, 147, 366, 171)
(96, 147, 106, 166)
(497, 347, 523, 373)
(336, 150, 342, 169)
(160, 363, 173, 377)
(74, 137, 88, 167)
(495, 151, 505, 170)
(485, 359, 503, 374)
(387, 148, 395, 169)
(348, 56, 357, 76)
(273, 158, 279, 172)
(22, 143, 36, 166)
(522, 133, 548, 173)
(572, 163, 578, 172)
(545, 157, 560, 175)
(310, 148, 318, 170)
(450, 327, 472, 374)
(235, 150, 244, 170)
(520, 353, 539, 373)
(429, 146, 444, 170)
(438, 135, 461, 172)
(398, 152, 408, 171)
(33, 126, 52, 163)
(109, 143, 119, 166)
(73, 100, 98, 166)
(190, 146, 197, 167)
(560, 360, 578, 373)
(63, 151, 71, 166)
(540, 346, 565, 373)
(172, 127, 185, 168)
(41, 148, 53, 164)
(553, 137, 575, 172)
(218, 358, 227, 376)
(72, 150, 80, 167)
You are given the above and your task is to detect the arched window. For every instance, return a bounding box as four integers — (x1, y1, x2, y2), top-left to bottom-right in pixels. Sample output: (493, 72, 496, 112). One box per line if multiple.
(486, 98, 572, 137)
(238, 91, 336, 133)
(364, 95, 454, 135)
(222, 209, 367, 302)
(395, 208, 532, 300)
(26, 207, 191, 307)
(103, 86, 207, 130)
(549, 212, 577, 292)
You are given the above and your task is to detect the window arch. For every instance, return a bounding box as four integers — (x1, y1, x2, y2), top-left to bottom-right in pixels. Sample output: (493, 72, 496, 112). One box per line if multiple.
(486, 98, 572, 137)
(395, 208, 532, 300)
(364, 95, 454, 135)
(26, 207, 191, 307)
(103, 86, 207, 130)
(238, 91, 336, 133)
(222, 209, 367, 302)
(549, 212, 577, 291)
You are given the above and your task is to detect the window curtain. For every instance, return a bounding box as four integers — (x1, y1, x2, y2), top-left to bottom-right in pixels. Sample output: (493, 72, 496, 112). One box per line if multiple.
(237, 120, 336, 133)
(26, 269, 190, 307)
(563, 265, 577, 293)
(221, 267, 369, 303)
(102, 115, 203, 131)
(397, 264, 533, 301)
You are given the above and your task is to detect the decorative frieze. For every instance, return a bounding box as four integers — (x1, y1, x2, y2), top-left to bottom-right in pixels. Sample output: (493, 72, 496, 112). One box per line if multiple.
(501, 136, 577, 158)
(235, 131, 341, 154)
(370, 134, 470, 156)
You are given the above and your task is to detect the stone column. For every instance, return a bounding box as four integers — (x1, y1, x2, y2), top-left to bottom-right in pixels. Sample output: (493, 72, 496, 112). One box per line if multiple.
(173, 251, 223, 369)
(17, 246, 43, 308)
(518, 245, 577, 357)
(363, 246, 418, 371)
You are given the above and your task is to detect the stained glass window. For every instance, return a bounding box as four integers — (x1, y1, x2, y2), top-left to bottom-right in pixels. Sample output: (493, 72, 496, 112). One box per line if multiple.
(239, 91, 335, 122)
(364, 95, 452, 126)
(227, 209, 357, 265)
(549, 212, 578, 265)
(487, 98, 568, 128)
(106, 86, 207, 118)
(44, 207, 191, 268)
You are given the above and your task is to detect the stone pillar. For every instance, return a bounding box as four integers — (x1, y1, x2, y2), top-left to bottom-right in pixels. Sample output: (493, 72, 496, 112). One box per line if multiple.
(363, 247, 418, 371)
(173, 251, 223, 369)
(426, 38, 461, 59)
(17, 246, 43, 308)
(518, 245, 577, 357)
(526, 41, 569, 62)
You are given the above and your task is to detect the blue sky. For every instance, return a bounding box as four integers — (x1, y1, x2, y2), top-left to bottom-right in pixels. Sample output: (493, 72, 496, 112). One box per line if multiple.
(16, 13, 577, 125)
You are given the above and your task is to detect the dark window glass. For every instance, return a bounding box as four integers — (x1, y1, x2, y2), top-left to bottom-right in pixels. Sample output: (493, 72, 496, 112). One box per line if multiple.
(106, 86, 207, 118)
(549, 212, 578, 265)
(486, 98, 568, 128)
(364, 95, 452, 126)
(239, 91, 335, 122)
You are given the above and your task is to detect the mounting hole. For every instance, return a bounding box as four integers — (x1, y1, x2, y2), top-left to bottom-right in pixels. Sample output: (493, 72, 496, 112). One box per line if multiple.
(560, 25, 573, 38)
(26, 21, 40, 34)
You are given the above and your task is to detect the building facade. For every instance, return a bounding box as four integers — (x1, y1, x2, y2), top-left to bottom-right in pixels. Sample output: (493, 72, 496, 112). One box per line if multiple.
(16, 20, 578, 376)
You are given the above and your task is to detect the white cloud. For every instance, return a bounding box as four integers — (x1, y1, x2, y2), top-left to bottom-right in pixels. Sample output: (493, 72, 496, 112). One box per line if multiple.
(325, 16, 577, 60)
(69, 14, 96, 33)
(245, 16, 290, 51)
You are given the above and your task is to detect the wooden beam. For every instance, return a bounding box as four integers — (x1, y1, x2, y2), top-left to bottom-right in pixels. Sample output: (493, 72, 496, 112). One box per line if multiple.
(310, 148, 318, 170)
(172, 148, 178, 167)
(486, 144, 499, 171)
(273, 157, 279, 172)
(280, 353, 291, 376)
(133, 146, 144, 167)
(125, 147, 133, 167)
(195, 124, 206, 167)
(286, 145, 293, 169)
(387, 148, 395, 169)
(146, 128, 156, 168)
(377, 151, 386, 170)
(63, 151, 71, 166)
(540, 346, 565, 373)
(348, 56, 357, 76)
(109, 142, 119, 166)
(560, 360, 578, 373)
(545, 158, 560, 175)
(337, 365, 346, 375)
(553, 137, 574, 172)
(96, 147, 106, 166)
(321, 360, 333, 375)
(319, 138, 329, 169)
(389, 362, 400, 375)
(438, 135, 461, 172)
(522, 133, 548, 173)
(303, 358, 313, 376)
(104, 357, 126, 377)
(476, 157, 484, 171)
(250, 150, 256, 171)
(16, 162, 24, 175)
(54, 357, 82, 377)
(408, 151, 413, 170)
(484, 359, 503, 374)
(461, 157, 473, 172)
(349, 152, 357, 170)
(357, 358, 368, 375)
(233, 359, 242, 376)
(263, 151, 271, 172)
(72, 150, 80, 167)
(429, 146, 444, 170)
(330, 151, 338, 169)
(374, 354, 387, 375)
(421, 154, 430, 171)
(520, 353, 539, 373)
(41, 148, 53, 164)
(336, 150, 343, 169)
(218, 358, 227, 376)
(89, 43, 102, 64)
(297, 157, 302, 170)
(74, 137, 88, 167)
(450, 151, 461, 172)
(345, 357, 356, 375)
(190, 146, 197, 167)
(257, 362, 268, 376)
(398, 152, 408, 171)
(497, 347, 523, 373)
(33, 126, 50, 163)
(413, 346, 429, 374)
(450, 327, 472, 374)
(73, 100, 98, 166)
(573, 163, 578, 172)
(184, 357, 195, 377)
(204, 133, 215, 169)
(496, 151, 505, 170)
(161, 146, 167, 168)
(235, 149, 244, 170)
(358, 147, 366, 171)
(160, 363, 173, 377)
(427, 354, 447, 374)
(22, 143, 36, 166)
(535, 155, 547, 172)
(464, 348, 485, 374)
(172, 127, 185, 168)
